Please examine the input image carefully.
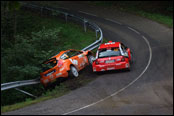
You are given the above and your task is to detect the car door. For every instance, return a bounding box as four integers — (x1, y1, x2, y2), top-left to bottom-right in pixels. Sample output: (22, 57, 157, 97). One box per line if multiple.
(67, 50, 81, 70)
(76, 50, 87, 70)
(121, 43, 131, 61)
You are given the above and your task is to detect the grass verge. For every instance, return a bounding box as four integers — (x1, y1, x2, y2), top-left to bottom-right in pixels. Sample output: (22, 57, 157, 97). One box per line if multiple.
(90, 1, 173, 28)
(120, 8, 173, 28)
(1, 66, 99, 113)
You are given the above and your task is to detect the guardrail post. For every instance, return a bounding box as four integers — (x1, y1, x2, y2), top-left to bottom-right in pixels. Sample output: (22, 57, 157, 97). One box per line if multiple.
(83, 19, 88, 32)
(41, 6, 43, 16)
(95, 29, 99, 39)
(65, 13, 68, 23)
(15, 88, 37, 98)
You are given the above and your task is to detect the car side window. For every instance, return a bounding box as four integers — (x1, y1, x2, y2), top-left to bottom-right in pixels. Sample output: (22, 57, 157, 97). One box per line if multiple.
(60, 53, 69, 60)
(60, 50, 82, 60)
(67, 50, 80, 58)
(121, 45, 125, 53)
(121, 43, 127, 50)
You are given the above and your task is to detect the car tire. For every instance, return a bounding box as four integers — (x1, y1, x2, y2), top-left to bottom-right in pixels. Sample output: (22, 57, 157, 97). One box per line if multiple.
(127, 63, 131, 71)
(87, 55, 95, 65)
(69, 66, 79, 78)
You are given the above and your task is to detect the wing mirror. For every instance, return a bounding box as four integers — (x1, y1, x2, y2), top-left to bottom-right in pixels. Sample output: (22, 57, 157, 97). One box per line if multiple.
(92, 57, 96, 62)
(123, 52, 129, 58)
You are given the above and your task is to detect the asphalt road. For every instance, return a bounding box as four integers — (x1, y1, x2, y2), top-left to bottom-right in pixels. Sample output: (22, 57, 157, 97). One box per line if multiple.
(3, 1, 173, 115)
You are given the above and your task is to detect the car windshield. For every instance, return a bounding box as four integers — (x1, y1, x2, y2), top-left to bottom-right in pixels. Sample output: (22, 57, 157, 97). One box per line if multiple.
(60, 50, 82, 60)
(41, 58, 57, 72)
(98, 48, 121, 58)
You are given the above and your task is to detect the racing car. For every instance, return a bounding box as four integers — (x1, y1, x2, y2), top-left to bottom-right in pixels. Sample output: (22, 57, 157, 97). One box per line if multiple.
(40, 49, 94, 88)
(92, 41, 132, 72)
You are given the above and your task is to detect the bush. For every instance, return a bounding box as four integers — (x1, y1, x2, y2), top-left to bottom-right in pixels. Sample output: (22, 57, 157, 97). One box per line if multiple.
(1, 27, 62, 83)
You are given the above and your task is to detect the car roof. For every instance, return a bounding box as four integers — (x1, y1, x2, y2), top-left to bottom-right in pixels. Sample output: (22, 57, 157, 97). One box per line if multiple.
(51, 49, 81, 60)
(98, 41, 120, 50)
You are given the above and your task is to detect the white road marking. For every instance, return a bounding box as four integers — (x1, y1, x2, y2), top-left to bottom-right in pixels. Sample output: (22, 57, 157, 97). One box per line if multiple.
(62, 34, 152, 115)
(79, 11, 97, 17)
(128, 26, 140, 35)
(105, 18, 122, 25)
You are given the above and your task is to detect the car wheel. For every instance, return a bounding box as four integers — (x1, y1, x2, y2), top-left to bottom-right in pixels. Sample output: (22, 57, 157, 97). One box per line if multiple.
(69, 66, 79, 78)
(127, 63, 131, 71)
(87, 55, 95, 65)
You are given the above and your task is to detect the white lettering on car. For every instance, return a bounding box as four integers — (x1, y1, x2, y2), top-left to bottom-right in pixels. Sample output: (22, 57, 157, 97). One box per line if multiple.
(56, 73, 62, 77)
(116, 59, 121, 61)
(105, 42, 115, 45)
(59, 68, 64, 71)
(107, 67, 115, 70)
(69, 59, 78, 65)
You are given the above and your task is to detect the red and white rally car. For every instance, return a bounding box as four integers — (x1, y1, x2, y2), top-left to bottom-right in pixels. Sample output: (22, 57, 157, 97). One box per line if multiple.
(92, 41, 132, 72)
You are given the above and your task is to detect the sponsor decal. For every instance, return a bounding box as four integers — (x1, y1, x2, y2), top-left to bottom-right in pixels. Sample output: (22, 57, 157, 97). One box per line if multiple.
(105, 42, 115, 45)
(80, 61, 86, 67)
(116, 63, 121, 66)
(56, 73, 62, 77)
(99, 65, 105, 67)
(69, 59, 78, 65)
(107, 67, 115, 70)
(116, 59, 121, 61)
(83, 57, 87, 62)
(100, 60, 104, 63)
(60, 68, 64, 71)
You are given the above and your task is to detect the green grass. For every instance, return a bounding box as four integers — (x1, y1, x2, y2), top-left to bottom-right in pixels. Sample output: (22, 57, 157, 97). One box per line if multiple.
(1, 84, 69, 113)
(137, 11, 173, 28)
(1, 66, 100, 113)
(90, 1, 173, 28)
(120, 8, 173, 28)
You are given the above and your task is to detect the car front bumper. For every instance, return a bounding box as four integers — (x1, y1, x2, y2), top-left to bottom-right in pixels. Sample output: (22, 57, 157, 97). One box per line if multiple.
(93, 62, 129, 72)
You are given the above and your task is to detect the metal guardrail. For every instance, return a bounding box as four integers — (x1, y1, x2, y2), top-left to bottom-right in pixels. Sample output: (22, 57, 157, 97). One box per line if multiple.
(1, 2, 103, 92)
(1, 78, 40, 91)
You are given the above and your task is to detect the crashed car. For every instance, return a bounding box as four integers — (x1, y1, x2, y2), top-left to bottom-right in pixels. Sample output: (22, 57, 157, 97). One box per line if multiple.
(40, 49, 94, 88)
(92, 41, 132, 72)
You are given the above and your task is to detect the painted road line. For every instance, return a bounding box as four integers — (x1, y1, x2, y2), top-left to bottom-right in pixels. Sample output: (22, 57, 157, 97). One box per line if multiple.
(128, 26, 140, 35)
(79, 11, 97, 17)
(105, 18, 122, 25)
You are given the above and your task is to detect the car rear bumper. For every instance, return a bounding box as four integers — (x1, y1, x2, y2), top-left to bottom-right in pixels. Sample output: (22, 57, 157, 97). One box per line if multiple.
(40, 71, 68, 87)
(93, 62, 130, 72)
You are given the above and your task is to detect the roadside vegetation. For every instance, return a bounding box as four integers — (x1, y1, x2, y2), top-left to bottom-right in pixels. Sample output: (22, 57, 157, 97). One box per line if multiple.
(1, 69, 96, 113)
(91, 1, 173, 27)
(1, 1, 101, 112)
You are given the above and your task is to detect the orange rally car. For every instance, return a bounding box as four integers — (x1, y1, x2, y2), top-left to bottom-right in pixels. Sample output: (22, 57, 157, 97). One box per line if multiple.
(40, 49, 94, 88)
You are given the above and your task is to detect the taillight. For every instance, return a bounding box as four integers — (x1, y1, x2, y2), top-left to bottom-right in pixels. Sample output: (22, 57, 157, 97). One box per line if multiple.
(121, 57, 125, 62)
(58, 60, 63, 67)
